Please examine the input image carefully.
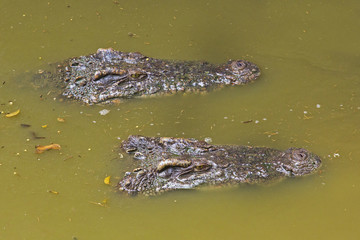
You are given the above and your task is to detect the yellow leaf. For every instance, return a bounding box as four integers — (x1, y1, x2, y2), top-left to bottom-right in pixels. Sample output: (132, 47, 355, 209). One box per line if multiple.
(5, 109, 20, 118)
(41, 125, 48, 128)
(48, 190, 59, 195)
(104, 176, 111, 185)
(57, 117, 65, 122)
(35, 144, 61, 154)
(89, 201, 106, 207)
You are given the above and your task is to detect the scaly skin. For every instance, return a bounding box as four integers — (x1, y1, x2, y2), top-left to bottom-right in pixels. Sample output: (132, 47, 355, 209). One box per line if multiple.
(42, 48, 260, 104)
(118, 135, 321, 195)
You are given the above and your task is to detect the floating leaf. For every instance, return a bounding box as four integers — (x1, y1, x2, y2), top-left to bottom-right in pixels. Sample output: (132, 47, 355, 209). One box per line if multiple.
(57, 117, 65, 122)
(5, 109, 20, 118)
(104, 176, 111, 185)
(89, 199, 108, 207)
(99, 109, 110, 116)
(48, 190, 59, 195)
(41, 125, 48, 128)
(35, 144, 61, 154)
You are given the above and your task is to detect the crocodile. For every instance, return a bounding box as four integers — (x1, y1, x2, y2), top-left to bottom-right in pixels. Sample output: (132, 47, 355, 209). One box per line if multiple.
(118, 135, 321, 195)
(36, 48, 260, 104)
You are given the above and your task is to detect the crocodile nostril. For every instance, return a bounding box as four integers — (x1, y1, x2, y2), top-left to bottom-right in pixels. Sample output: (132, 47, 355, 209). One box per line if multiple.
(231, 60, 246, 70)
(235, 61, 246, 69)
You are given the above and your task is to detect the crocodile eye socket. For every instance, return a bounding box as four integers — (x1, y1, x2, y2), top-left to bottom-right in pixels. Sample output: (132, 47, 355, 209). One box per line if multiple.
(231, 60, 246, 70)
(194, 164, 211, 171)
(129, 71, 147, 79)
(131, 73, 140, 78)
(292, 150, 308, 161)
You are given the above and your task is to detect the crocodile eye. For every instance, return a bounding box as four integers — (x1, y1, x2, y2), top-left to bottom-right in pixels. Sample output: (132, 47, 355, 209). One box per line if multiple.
(194, 163, 211, 171)
(128, 70, 147, 79)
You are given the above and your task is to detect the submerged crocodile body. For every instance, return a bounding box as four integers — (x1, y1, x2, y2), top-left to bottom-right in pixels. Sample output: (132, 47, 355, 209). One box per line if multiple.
(118, 135, 321, 195)
(39, 48, 260, 104)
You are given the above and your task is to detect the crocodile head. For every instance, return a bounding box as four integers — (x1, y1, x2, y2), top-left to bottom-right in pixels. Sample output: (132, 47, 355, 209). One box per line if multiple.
(276, 148, 322, 177)
(223, 60, 261, 85)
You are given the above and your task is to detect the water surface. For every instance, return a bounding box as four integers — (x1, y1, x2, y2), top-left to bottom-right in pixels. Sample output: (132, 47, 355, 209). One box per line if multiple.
(1, 1, 359, 239)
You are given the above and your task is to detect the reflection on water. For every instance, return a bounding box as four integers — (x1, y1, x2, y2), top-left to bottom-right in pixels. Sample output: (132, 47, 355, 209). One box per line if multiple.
(0, 0, 360, 239)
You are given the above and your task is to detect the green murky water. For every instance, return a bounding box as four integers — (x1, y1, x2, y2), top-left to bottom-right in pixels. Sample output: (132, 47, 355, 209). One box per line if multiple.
(1, 0, 360, 239)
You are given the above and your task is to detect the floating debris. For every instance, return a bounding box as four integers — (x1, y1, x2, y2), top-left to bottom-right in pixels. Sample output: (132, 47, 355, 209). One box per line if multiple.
(104, 176, 111, 185)
(20, 123, 31, 128)
(204, 137, 212, 143)
(89, 199, 108, 207)
(63, 155, 74, 161)
(128, 32, 137, 38)
(57, 117, 65, 122)
(242, 120, 253, 124)
(31, 131, 46, 139)
(303, 112, 313, 120)
(99, 109, 110, 116)
(35, 144, 61, 153)
(48, 190, 59, 195)
(264, 131, 279, 137)
(5, 109, 20, 118)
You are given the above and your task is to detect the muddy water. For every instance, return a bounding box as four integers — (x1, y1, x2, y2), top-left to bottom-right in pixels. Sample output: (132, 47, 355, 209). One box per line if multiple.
(1, 0, 359, 239)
